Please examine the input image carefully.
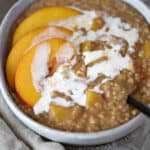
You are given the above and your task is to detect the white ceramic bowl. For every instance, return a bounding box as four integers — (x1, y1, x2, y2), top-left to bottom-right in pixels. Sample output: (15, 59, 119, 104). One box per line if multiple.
(0, 0, 149, 145)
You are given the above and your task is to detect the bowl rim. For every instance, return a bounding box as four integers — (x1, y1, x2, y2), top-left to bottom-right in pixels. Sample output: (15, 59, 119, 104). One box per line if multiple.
(0, 0, 149, 145)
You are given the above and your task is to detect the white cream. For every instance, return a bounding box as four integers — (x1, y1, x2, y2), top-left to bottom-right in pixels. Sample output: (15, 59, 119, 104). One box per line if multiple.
(91, 84, 104, 94)
(33, 10, 139, 115)
(66, 14, 139, 54)
(90, 77, 112, 94)
(27, 26, 70, 50)
(103, 16, 139, 53)
(56, 43, 75, 64)
(31, 43, 51, 92)
(70, 30, 98, 50)
(34, 44, 133, 114)
(52, 11, 97, 31)
(47, 67, 87, 107)
(83, 50, 105, 65)
(85, 45, 133, 80)
(52, 98, 75, 107)
(34, 66, 87, 114)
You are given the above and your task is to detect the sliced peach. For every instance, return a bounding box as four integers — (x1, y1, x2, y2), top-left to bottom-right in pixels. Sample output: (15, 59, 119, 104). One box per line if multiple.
(50, 104, 74, 121)
(6, 26, 72, 89)
(144, 42, 150, 58)
(13, 6, 81, 44)
(15, 38, 75, 107)
(86, 91, 104, 107)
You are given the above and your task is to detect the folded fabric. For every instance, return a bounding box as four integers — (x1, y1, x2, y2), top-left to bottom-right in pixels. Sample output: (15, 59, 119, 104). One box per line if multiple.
(0, 117, 29, 150)
(0, 91, 65, 150)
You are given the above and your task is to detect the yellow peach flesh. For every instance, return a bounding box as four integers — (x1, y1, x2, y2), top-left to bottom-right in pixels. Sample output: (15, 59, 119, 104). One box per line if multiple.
(144, 43, 150, 58)
(15, 38, 75, 107)
(50, 105, 74, 121)
(13, 6, 81, 44)
(6, 26, 72, 89)
(86, 91, 104, 107)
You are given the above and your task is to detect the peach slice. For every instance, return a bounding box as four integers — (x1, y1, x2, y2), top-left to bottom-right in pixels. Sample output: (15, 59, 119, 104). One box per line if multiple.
(13, 6, 81, 44)
(6, 26, 72, 89)
(50, 105, 74, 121)
(15, 38, 75, 107)
(144, 42, 150, 58)
(86, 91, 104, 107)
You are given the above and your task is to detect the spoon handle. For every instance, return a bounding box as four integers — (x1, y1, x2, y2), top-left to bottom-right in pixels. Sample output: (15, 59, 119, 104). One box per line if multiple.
(127, 96, 150, 117)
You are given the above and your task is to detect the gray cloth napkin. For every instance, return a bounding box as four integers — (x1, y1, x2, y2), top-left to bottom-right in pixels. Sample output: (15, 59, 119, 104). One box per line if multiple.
(0, 92, 65, 150)
(0, 0, 150, 150)
(0, 92, 150, 150)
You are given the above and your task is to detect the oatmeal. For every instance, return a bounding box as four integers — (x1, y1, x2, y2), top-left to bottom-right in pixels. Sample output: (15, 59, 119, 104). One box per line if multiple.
(6, 0, 150, 132)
